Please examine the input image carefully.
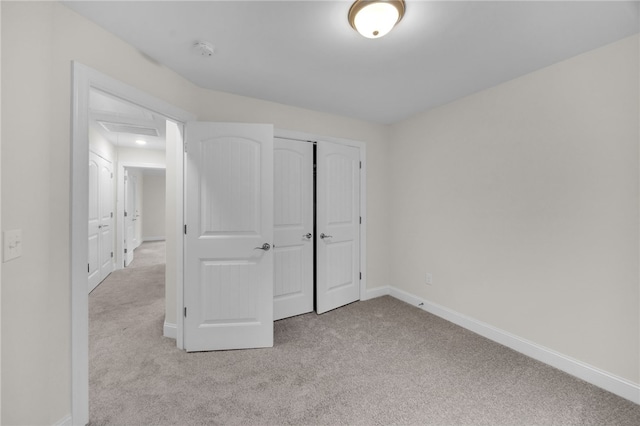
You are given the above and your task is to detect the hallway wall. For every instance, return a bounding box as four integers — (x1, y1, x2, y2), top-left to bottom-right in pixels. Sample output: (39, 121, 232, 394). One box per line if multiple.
(142, 173, 166, 241)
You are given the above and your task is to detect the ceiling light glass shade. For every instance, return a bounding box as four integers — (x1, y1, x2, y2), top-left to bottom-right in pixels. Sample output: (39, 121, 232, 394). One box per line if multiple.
(135, 139, 147, 145)
(349, 0, 405, 39)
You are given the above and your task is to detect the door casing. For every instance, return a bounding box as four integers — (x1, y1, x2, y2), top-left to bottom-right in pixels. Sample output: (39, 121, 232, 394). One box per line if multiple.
(71, 62, 195, 426)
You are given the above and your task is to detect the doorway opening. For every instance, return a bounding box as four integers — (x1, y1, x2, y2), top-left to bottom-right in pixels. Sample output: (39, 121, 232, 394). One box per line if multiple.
(86, 87, 172, 420)
(72, 62, 195, 424)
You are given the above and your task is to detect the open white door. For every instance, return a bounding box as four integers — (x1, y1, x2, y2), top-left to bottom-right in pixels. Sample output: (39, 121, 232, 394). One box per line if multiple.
(184, 122, 274, 351)
(88, 154, 101, 291)
(88, 151, 114, 293)
(316, 141, 361, 314)
(98, 156, 114, 280)
(273, 138, 314, 320)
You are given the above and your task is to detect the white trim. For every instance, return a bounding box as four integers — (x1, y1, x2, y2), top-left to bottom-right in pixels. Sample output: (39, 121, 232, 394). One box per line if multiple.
(71, 62, 195, 426)
(274, 129, 368, 302)
(143, 236, 165, 242)
(117, 163, 165, 270)
(163, 321, 177, 339)
(388, 286, 640, 405)
(362, 285, 390, 301)
(172, 121, 185, 351)
(53, 415, 73, 426)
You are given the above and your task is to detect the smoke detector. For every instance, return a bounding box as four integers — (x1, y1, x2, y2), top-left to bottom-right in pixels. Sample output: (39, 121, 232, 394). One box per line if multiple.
(194, 41, 215, 57)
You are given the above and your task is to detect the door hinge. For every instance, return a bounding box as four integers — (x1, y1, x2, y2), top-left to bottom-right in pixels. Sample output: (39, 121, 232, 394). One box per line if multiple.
(184, 224, 187, 235)
(360, 272, 362, 280)
(88, 264, 90, 273)
(124, 211, 128, 217)
(359, 216, 362, 224)
(124, 248, 128, 254)
(359, 161, 362, 169)
(111, 212, 113, 218)
(111, 252, 113, 258)
(184, 307, 187, 317)
(184, 143, 187, 153)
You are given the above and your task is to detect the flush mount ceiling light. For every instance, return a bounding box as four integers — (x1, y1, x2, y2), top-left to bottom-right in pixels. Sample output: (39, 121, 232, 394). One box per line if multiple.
(135, 139, 147, 145)
(348, 0, 405, 39)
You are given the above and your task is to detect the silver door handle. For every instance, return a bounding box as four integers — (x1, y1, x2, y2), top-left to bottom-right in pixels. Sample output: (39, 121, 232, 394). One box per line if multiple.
(304, 233, 312, 240)
(254, 243, 271, 251)
(320, 233, 332, 239)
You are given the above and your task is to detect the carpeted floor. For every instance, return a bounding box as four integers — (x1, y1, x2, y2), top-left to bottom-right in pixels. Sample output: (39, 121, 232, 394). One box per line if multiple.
(89, 242, 640, 425)
(126, 240, 166, 268)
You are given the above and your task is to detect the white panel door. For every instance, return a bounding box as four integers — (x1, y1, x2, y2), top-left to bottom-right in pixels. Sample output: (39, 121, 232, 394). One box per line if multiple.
(184, 122, 274, 351)
(98, 158, 114, 280)
(124, 170, 135, 267)
(316, 141, 360, 314)
(88, 154, 101, 291)
(273, 138, 314, 321)
(88, 151, 114, 293)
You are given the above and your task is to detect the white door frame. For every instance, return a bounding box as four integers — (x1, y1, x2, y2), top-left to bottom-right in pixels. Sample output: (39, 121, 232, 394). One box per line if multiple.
(117, 163, 165, 270)
(71, 62, 195, 426)
(274, 129, 368, 301)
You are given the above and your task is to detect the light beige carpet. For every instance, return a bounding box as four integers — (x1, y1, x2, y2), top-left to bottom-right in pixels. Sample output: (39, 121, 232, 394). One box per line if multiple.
(89, 244, 640, 425)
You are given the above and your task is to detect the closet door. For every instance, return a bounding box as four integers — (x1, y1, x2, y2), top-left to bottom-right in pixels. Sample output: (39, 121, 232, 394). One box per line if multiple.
(273, 138, 314, 320)
(316, 141, 360, 314)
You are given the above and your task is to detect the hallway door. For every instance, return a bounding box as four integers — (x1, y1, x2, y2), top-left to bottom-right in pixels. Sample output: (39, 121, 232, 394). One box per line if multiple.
(88, 151, 114, 293)
(316, 141, 361, 314)
(273, 138, 314, 320)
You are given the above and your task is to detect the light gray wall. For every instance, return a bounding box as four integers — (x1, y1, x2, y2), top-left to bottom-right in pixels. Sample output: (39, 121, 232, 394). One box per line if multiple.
(389, 35, 639, 383)
(142, 173, 166, 241)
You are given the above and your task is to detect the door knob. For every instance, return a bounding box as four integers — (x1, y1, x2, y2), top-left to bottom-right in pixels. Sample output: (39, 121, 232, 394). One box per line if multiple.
(320, 233, 332, 239)
(303, 233, 312, 240)
(254, 243, 271, 251)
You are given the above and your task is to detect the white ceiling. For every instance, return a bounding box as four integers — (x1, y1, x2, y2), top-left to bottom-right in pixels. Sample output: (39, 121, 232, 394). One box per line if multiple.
(66, 1, 639, 125)
(90, 88, 166, 151)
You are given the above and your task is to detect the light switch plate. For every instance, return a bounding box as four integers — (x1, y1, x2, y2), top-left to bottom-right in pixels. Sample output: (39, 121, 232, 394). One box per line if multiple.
(3, 229, 22, 262)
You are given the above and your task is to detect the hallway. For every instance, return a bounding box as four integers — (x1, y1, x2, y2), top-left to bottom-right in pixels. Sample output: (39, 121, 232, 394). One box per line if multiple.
(89, 241, 167, 422)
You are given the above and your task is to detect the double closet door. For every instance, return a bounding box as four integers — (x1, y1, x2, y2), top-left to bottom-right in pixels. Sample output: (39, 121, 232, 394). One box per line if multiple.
(273, 138, 361, 319)
(183, 123, 361, 352)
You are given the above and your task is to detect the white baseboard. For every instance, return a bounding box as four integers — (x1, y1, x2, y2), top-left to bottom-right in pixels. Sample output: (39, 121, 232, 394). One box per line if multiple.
(362, 285, 391, 300)
(386, 286, 640, 404)
(53, 414, 72, 426)
(143, 236, 165, 242)
(163, 321, 177, 339)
